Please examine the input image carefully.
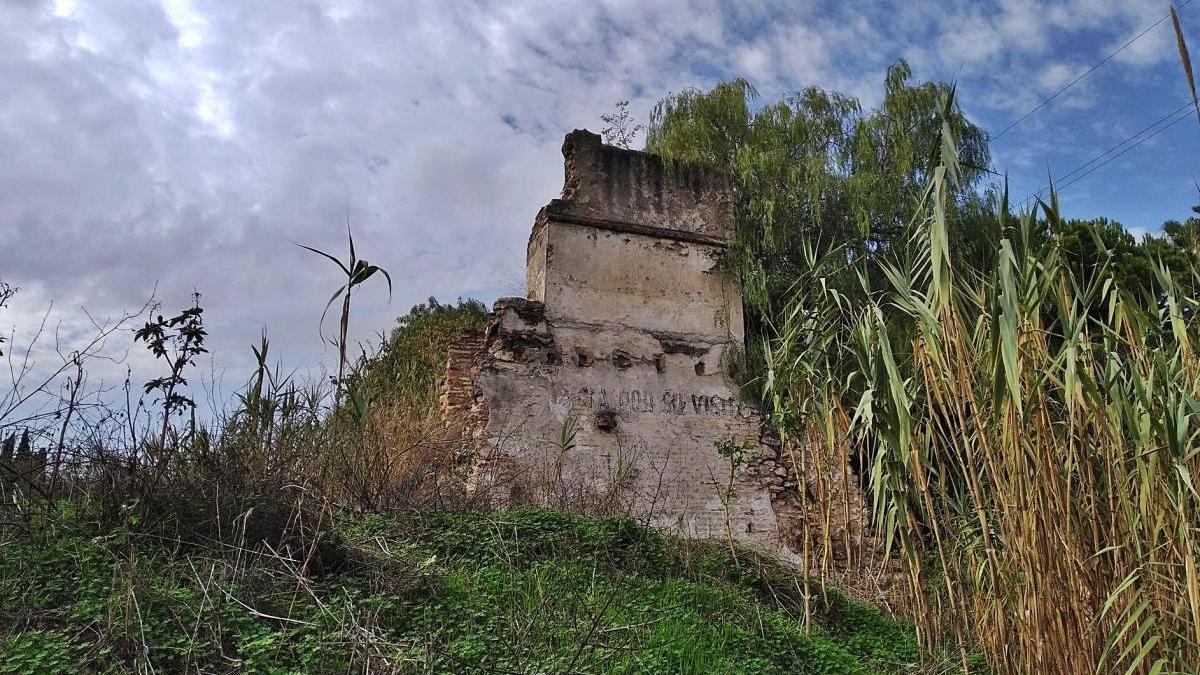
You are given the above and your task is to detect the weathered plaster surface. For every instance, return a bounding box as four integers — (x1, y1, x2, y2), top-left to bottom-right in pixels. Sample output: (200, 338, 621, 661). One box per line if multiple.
(531, 221, 743, 343)
(467, 299, 778, 543)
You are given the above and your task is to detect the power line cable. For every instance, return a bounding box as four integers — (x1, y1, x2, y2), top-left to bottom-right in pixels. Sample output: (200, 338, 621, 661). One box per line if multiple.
(1057, 111, 1192, 191)
(1016, 102, 1195, 208)
(1051, 100, 1194, 185)
(993, 0, 1194, 141)
(1014, 99, 1192, 205)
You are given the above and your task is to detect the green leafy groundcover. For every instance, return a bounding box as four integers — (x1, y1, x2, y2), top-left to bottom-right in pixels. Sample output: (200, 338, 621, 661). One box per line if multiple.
(1, 505, 938, 673)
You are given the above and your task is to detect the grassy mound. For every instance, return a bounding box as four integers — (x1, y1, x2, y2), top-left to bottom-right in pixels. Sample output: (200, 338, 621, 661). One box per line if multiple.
(1, 505, 942, 673)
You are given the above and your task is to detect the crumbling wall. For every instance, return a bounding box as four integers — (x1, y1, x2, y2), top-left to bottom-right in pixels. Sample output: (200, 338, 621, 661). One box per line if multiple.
(441, 130, 865, 555)
(463, 297, 779, 542)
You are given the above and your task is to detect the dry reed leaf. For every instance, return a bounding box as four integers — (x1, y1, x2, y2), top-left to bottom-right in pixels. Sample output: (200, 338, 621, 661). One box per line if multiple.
(1171, 4, 1200, 126)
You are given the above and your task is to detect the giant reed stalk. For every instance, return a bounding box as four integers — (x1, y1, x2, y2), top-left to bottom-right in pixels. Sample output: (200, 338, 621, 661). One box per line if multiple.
(765, 90, 1200, 674)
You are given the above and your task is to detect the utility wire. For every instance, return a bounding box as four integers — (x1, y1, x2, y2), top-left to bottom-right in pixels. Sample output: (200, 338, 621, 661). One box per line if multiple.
(993, 0, 1194, 141)
(1016, 101, 1195, 208)
(1051, 101, 1193, 186)
(1058, 111, 1192, 191)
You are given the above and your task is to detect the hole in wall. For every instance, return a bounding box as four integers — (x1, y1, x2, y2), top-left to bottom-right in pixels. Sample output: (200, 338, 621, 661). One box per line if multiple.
(595, 408, 618, 432)
(654, 354, 665, 374)
(575, 349, 593, 367)
(694, 361, 705, 375)
(612, 350, 632, 369)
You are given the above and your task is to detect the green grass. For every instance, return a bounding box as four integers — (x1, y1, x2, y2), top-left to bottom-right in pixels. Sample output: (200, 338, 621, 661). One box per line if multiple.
(0, 506, 938, 674)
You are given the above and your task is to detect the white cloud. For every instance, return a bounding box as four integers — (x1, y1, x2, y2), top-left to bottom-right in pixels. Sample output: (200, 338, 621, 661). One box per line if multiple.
(733, 43, 772, 83)
(1127, 225, 1151, 240)
(1110, 19, 1176, 67)
(1038, 62, 1082, 91)
(160, 0, 208, 50)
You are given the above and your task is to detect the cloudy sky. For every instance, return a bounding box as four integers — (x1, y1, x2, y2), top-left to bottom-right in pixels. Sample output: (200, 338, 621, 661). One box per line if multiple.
(3, 0, 1200, 414)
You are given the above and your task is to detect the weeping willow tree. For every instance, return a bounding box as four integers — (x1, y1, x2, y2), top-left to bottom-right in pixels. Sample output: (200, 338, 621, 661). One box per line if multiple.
(647, 59, 1200, 673)
(646, 60, 995, 340)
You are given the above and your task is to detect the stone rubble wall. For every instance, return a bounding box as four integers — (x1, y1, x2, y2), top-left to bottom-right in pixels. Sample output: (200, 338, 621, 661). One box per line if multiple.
(438, 129, 867, 559)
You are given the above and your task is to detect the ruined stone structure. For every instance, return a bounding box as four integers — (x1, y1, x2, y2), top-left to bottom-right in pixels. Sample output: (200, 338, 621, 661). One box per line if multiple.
(442, 130, 863, 554)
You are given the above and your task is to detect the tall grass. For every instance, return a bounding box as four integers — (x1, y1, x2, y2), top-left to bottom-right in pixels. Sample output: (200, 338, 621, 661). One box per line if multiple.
(0, 295, 483, 550)
(765, 91, 1200, 673)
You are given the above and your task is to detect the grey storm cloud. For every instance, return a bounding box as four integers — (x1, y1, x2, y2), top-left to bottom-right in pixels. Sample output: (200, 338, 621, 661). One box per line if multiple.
(0, 0, 1183, 409)
(0, 0, 778, 401)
